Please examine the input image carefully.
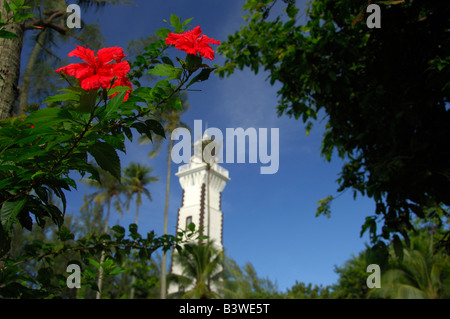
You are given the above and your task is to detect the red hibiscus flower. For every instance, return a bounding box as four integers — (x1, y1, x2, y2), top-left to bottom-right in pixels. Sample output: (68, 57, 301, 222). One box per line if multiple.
(56, 45, 132, 97)
(165, 26, 220, 60)
(110, 75, 133, 101)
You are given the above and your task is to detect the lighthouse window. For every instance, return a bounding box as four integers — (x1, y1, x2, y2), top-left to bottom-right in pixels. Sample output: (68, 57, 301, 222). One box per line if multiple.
(186, 216, 192, 228)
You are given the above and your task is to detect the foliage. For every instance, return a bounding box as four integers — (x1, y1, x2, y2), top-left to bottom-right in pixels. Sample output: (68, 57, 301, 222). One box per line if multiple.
(81, 167, 126, 228)
(0, 0, 33, 39)
(218, 0, 450, 252)
(330, 220, 449, 299)
(331, 248, 379, 299)
(127, 17, 194, 299)
(123, 162, 158, 223)
(285, 281, 332, 299)
(368, 231, 450, 299)
(169, 240, 223, 299)
(0, 222, 199, 298)
(0, 13, 219, 298)
(222, 256, 283, 299)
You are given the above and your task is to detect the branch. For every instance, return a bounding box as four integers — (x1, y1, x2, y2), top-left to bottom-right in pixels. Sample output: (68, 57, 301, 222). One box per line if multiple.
(24, 10, 68, 35)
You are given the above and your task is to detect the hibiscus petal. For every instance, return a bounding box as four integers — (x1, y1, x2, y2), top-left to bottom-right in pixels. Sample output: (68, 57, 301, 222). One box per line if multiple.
(196, 35, 221, 60)
(96, 69, 116, 89)
(56, 63, 93, 79)
(166, 32, 183, 45)
(80, 73, 115, 91)
(110, 76, 133, 101)
(190, 26, 203, 38)
(165, 26, 220, 60)
(113, 76, 133, 88)
(98, 47, 127, 64)
(68, 45, 96, 65)
(175, 38, 198, 55)
(79, 75, 103, 91)
(197, 45, 215, 60)
(110, 61, 131, 78)
(198, 34, 221, 46)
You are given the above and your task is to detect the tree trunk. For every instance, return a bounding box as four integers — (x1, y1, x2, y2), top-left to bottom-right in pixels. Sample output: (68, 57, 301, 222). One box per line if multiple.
(96, 198, 111, 299)
(129, 201, 140, 299)
(160, 139, 173, 299)
(18, 28, 48, 115)
(0, 2, 25, 120)
(135, 199, 139, 225)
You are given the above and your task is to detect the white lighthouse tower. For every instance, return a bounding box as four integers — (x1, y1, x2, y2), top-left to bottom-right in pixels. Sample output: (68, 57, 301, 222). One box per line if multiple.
(168, 134, 230, 295)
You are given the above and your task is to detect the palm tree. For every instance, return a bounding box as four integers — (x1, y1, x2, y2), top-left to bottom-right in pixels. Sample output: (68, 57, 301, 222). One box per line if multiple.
(81, 167, 125, 299)
(220, 257, 281, 299)
(168, 241, 224, 299)
(123, 161, 158, 299)
(368, 236, 450, 299)
(82, 169, 124, 233)
(123, 162, 158, 225)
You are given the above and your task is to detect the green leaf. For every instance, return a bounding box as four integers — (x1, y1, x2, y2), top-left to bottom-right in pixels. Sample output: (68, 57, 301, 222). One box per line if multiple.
(286, 3, 299, 19)
(26, 107, 71, 126)
(145, 119, 165, 138)
(13, 12, 33, 23)
(182, 17, 194, 28)
(187, 222, 196, 232)
(3, 1, 11, 14)
(123, 126, 133, 142)
(57, 226, 74, 242)
(132, 87, 153, 100)
(155, 28, 170, 38)
(167, 97, 182, 110)
(161, 56, 174, 66)
(361, 216, 377, 238)
(131, 122, 152, 141)
(393, 235, 404, 260)
(186, 68, 213, 88)
(148, 64, 181, 79)
(34, 186, 49, 204)
(88, 142, 121, 181)
(105, 91, 126, 118)
(79, 89, 98, 113)
(43, 92, 80, 104)
(88, 258, 101, 270)
(315, 195, 334, 219)
(0, 199, 27, 230)
(170, 14, 182, 32)
(129, 223, 138, 234)
(108, 267, 123, 276)
(107, 85, 129, 97)
(111, 225, 125, 235)
(153, 79, 171, 90)
(186, 54, 203, 70)
(0, 222, 11, 257)
(0, 29, 18, 39)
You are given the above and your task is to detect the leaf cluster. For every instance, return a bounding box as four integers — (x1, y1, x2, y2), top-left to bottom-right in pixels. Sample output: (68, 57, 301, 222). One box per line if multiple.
(129, 14, 215, 98)
(218, 0, 450, 251)
(0, 222, 200, 298)
(0, 0, 34, 39)
(0, 14, 215, 261)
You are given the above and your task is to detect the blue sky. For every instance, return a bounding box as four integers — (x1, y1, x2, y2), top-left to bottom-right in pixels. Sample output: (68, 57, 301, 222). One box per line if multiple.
(23, 0, 378, 292)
